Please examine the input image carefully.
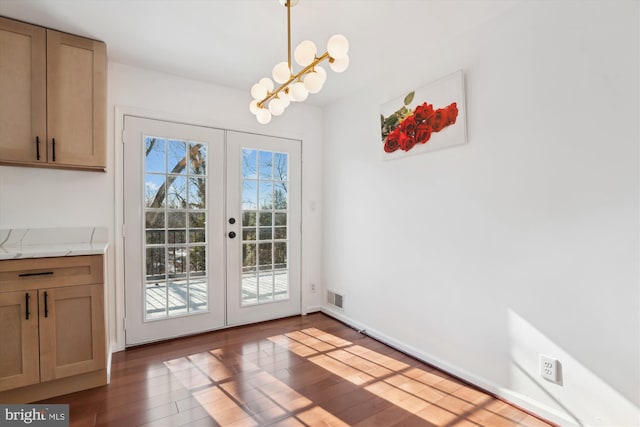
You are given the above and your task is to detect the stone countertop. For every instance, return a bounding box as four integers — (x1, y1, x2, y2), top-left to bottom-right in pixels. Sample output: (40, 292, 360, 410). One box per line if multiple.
(0, 227, 108, 260)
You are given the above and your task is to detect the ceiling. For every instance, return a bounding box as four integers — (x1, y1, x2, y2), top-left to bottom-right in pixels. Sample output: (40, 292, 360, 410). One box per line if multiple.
(0, 0, 518, 106)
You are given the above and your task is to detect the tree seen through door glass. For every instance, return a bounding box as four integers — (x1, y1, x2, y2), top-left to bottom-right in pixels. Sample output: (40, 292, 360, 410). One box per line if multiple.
(189, 212, 206, 243)
(242, 181, 257, 210)
(143, 135, 209, 320)
(240, 148, 290, 306)
(259, 151, 273, 179)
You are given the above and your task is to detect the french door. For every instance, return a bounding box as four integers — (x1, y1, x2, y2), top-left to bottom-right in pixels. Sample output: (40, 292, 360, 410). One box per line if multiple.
(123, 117, 301, 345)
(226, 131, 301, 326)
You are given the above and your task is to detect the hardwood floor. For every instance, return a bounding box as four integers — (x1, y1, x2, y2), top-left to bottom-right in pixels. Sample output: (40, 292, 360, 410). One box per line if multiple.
(39, 313, 555, 426)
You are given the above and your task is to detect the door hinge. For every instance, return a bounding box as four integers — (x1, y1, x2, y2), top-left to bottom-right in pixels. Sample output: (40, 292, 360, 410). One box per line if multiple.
(122, 224, 126, 238)
(121, 128, 126, 144)
(123, 317, 127, 331)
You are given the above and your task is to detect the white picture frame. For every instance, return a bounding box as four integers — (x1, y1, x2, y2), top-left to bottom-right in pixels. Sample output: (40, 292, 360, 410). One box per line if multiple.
(380, 69, 467, 160)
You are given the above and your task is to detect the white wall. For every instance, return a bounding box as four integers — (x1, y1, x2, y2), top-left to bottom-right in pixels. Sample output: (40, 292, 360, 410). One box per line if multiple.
(322, 1, 639, 426)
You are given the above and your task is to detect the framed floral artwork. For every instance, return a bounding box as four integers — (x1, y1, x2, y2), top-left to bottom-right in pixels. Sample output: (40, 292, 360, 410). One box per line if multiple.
(380, 69, 467, 159)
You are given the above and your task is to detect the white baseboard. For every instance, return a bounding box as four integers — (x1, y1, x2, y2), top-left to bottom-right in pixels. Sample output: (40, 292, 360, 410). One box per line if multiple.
(304, 305, 321, 314)
(107, 342, 116, 384)
(320, 307, 575, 427)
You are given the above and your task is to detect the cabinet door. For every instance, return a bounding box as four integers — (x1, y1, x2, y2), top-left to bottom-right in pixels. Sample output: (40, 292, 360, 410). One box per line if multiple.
(46, 30, 106, 169)
(0, 291, 40, 392)
(39, 284, 106, 382)
(0, 17, 47, 164)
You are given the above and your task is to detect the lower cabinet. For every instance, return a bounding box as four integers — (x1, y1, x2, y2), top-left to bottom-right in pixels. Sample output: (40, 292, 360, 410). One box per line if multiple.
(40, 284, 106, 382)
(0, 291, 39, 391)
(0, 255, 107, 401)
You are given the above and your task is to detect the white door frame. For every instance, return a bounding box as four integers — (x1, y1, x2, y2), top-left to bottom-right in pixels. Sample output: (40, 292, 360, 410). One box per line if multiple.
(114, 106, 305, 350)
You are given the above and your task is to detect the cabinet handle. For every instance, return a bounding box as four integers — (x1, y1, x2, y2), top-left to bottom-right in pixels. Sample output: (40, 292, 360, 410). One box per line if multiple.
(18, 271, 54, 277)
(44, 291, 49, 318)
(36, 136, 41, 161)
(25, 293, 30, 320)
(52, 138, 56, 162)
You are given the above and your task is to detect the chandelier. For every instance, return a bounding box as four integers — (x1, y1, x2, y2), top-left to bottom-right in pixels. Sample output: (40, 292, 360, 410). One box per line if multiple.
(249, 0, 350, 124)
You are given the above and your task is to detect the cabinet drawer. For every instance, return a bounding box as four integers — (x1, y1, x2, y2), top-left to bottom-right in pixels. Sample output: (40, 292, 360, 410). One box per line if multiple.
(0, 255, 103, 291)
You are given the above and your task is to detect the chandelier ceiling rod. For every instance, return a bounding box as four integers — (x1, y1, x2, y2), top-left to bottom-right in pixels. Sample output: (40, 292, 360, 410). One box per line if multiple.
(287, 0, 291, 71)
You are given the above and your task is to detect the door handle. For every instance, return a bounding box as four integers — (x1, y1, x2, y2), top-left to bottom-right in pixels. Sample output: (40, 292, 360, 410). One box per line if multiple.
(25, 293, 30, 320)
(229, 218, 236, 224)
(35, 136, 40, 161)
(52, 138, 56, 162)
(228, 231, 236, 239)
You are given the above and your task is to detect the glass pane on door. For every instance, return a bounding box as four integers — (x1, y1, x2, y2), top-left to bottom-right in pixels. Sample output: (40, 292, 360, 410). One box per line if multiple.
(144, 136, 209, 320)
(240, 149, 289, 306)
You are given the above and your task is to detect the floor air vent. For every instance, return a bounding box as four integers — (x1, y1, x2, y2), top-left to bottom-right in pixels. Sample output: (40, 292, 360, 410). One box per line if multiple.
(327, 290, 344, 309)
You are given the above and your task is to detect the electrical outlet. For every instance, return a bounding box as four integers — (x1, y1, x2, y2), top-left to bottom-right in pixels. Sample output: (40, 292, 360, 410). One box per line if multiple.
(540, 355, 559, 382)
(310, 283, 316, 292)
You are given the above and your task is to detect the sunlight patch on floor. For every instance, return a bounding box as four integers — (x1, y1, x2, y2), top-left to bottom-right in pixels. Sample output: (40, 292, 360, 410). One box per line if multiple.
(158, 327, 551, 426)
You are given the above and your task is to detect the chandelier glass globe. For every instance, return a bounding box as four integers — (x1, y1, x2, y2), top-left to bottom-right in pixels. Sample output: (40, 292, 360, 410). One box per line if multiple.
(272, 62, 291, 84)
(251, 83, 268, 101)
(304, 72, 324, 94)
(269, 98, 285, 116)
(259, 77, 274, 92)
(327, 34, 349, 59)
(329, 56, 350, 73)
(294, 40, 317, 67)
(256, 108, 272, 124)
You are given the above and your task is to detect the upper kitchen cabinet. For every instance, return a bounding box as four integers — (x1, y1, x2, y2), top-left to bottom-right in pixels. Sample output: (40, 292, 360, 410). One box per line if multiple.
(0, 18, 46, 166)
(0, 17, 106, 171)
(46, 30, 106, 170)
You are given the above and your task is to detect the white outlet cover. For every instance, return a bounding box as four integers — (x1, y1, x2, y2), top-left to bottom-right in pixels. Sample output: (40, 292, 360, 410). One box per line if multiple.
(540, 354, 559, 383)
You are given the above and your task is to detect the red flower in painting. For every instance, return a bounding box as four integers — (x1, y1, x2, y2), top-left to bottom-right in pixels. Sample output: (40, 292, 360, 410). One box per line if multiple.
(430, 109, 446, 132)
(398, 132, 416, 152)
(400, 115, 417, 136)
(445, 102, 458, 126)
(431, 102, 459, 132)
(414, 102, 435, 124)
(384, 128, 401, 153)
(382, 98, 460, 154)
(415, 122, 432, 144)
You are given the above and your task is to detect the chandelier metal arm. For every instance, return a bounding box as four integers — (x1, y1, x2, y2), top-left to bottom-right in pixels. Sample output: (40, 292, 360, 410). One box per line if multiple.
(258, 52, 330, 108)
